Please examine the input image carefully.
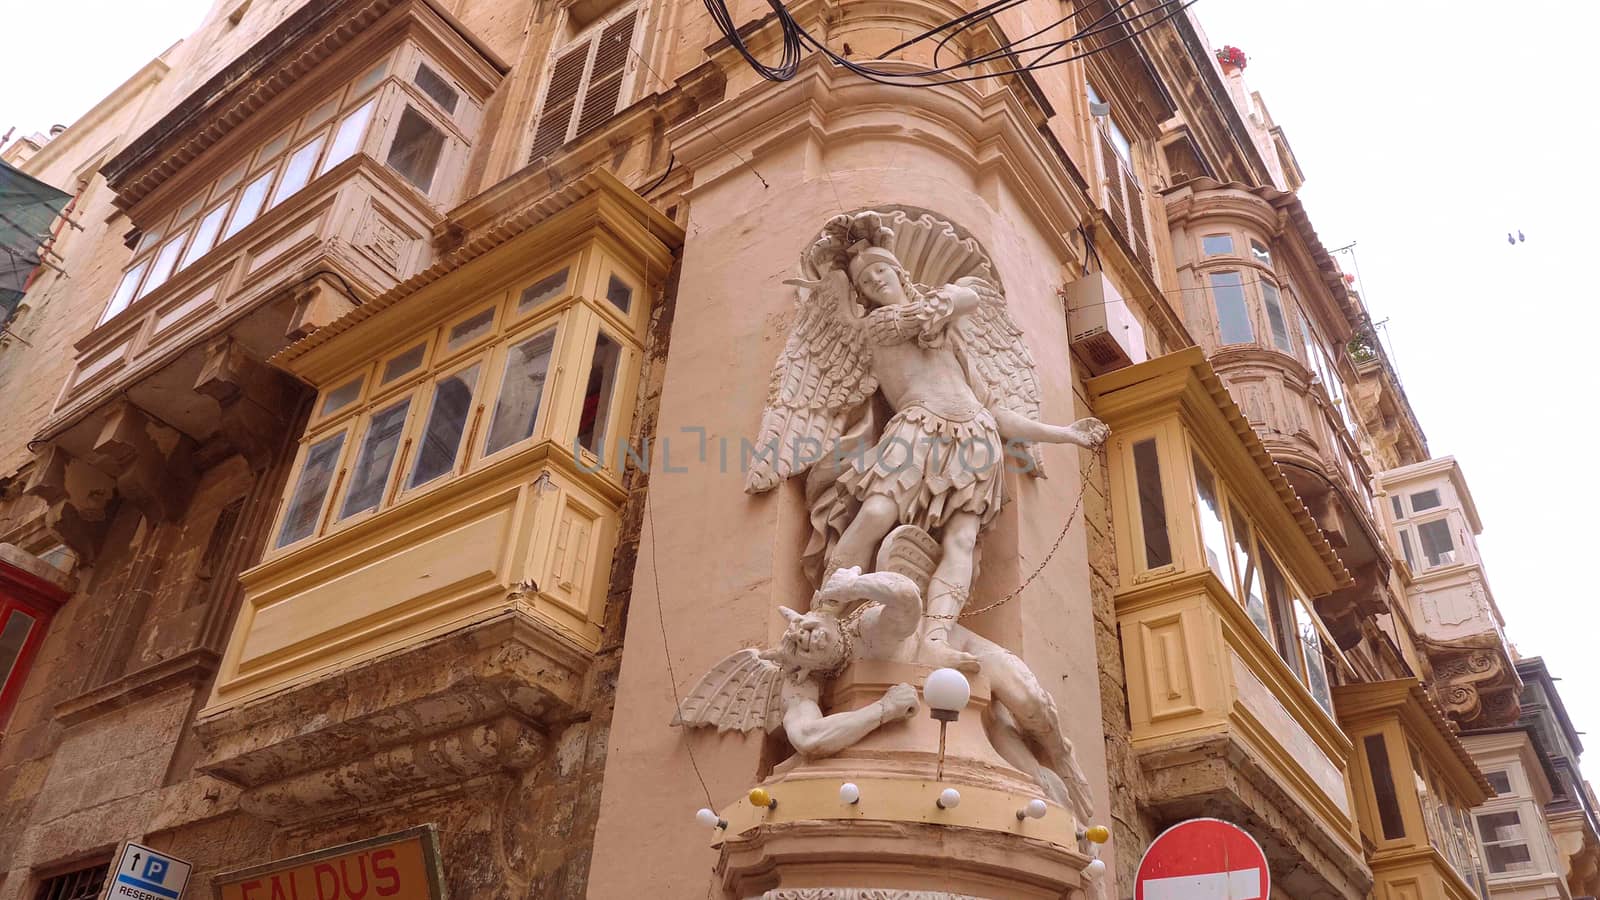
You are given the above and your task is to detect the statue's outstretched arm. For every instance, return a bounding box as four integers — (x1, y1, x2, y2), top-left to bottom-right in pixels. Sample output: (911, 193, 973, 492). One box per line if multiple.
(781, 680, 919, 759)
(991, 410, 1109, 449)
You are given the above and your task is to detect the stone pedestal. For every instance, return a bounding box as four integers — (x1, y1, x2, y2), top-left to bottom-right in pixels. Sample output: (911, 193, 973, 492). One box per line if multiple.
(709, 661, 1094, 900)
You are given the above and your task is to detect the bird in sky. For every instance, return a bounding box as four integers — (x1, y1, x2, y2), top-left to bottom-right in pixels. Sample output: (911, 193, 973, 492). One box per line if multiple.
(1507, 230, 1526, 245)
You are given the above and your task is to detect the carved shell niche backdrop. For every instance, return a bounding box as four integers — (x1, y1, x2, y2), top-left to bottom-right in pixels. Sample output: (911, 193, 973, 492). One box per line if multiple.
(799, 206, 1003, 294)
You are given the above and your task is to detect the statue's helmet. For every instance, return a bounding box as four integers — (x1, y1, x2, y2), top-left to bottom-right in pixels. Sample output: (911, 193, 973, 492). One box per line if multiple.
(846, 243, 901, 284)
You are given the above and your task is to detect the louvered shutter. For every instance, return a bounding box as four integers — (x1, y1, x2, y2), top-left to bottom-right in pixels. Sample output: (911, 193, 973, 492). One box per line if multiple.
(529, 44, 590, 162)
(1099, 131, 1129, 237)
(575, 14, 635, 138)
(1098, 128, 1154, 272)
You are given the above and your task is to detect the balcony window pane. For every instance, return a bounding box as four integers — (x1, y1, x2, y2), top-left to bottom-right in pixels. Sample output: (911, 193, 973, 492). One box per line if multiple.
(1193, 455, 1234, 592)
(1477, 811, 1534, 873)
(1250, 240, 1272, 266)
(382, 344, 426, 384)
(320, 376, 364, 417)
(0, 610, 38, 687)
(175, 194, 205, 226)
(137, 232, 188, 299)
(484, 329, 556, 455)
(1202, 234, 1234, 256)
(1417, 519, 1456, 568)
(339, 400, 411, 519)
(1132, 438, 1172, 569)
(605, 274, 633, 314)
(1230, 509, 1270, 640)
(258, 129, 291, 165)
(1485, 771, 1512, 795)
(1365, 733, 1407, 840)
(410, 365, 480, 487)
(386, 106, 445, 194)
(1410, 489, 1441, 511)
(1399, 529, 1418, 570)
(1210, 272, 1253, 344)
(214, 162, 246, 196)
(415, 63, 460, 115)
(223, 170, 273, 241)
(320, 99, 375, 176)
(1261, 551, 1301, 670)
(354, 62, 386, 96)
(270, 134, 326, 208)
(1262, 281, 1291, 351)
(304, 97, 339, 131)
(519, 268, 568, 313)
(102, 260, 148, 324)
(1295, 600, 1333, 715)
(1391, 495, 1405, 520)
(277, 433, 346, 547)
(179, 202, 230, 270)
(447, 308, 495, 351)
(578, 333, 622, 457)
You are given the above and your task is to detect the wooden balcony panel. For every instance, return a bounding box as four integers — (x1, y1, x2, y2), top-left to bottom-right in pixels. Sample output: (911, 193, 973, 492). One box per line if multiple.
(42, 156, 439, 451)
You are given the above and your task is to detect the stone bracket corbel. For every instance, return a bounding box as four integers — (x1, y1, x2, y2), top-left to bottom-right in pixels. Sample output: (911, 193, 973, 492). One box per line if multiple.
(89, 399, 197, 523)
(283, 271, 359, 342)
(195, 335, 299, 470)
(24, 443, 116, 563)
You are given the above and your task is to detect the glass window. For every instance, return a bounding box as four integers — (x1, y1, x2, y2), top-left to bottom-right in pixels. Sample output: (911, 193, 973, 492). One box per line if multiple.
(604, 274, 633, 314)
(1261, 281, 1292, 352)
(339, 400, 411, 519)
(1485, 771, 1513, 796)
(175, 194, 205, 226)
(1391, 495, 1405, 521)
(102, 260, 148, 323)
(578, 333, 622, 456)
(1295, 600, 1333, 716)
(1210, 272, 1253, 344)
(179, 202, 231, 270)
(484, 329, 556, 456)
(214, 162, 246, 197)
(354, 62, 386, 96)
(447, 308, 495, 351)
(1398, 529, 1418, 571)
(382, 344, 426, 383)
(519, 268, 569, 312)
(320, 376, 364, 417)
(1260, 551, 1301, 669)
(138, 232, 188, 298)
(410, 365, 480, 487)
(304, 97, 339, 131)
(223, 170, 273, 241)
(1250, 240, 1272, 266)
(1131, 439, 1172, 569)
(414, 63, 460, 115)
(1410, 489, 1441, 512)
(277, 433, 346, 546)
(320, 99, 376, 176)
(1417, 519, 1456, 568)
(1366, 733, 1407, 840)
(1477, 811, 1535, 873)
(386, 106, 445, 193)
(1202, 234, 1234, 256)
(270, 134, 326, 208)
(258, 129, 291, 165)
(1193, 455, 1233, 591)
(0, 609, 37, 687)
(1229, 509, 1269, 639)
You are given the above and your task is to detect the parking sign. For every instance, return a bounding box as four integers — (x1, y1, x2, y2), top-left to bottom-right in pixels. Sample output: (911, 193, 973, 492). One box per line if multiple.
(106, 841, 191, 900)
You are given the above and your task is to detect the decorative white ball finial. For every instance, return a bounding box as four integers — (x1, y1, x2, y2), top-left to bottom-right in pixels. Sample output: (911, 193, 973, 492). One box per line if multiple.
(695, 807, 726, 829)
(924, 668, 971, 719)
(839, 782, 861, 805)
(937, 787, 962, 809)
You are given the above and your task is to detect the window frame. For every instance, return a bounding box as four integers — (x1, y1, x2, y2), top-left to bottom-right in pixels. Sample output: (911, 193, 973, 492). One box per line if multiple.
(1476, 808, 1538, 875)
(0, 593, 54, 730)
(403, 355, 487, 496)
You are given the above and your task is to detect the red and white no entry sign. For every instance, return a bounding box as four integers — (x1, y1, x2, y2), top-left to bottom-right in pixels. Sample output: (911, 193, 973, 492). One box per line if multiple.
(1135, 818, 1270, 900)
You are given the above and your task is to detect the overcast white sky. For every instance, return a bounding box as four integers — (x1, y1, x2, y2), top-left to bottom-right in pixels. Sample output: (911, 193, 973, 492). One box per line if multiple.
(5, 1, 1597, 771)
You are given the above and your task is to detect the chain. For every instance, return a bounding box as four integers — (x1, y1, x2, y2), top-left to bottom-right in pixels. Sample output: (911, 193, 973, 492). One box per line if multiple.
(924, 455, 1097, 621)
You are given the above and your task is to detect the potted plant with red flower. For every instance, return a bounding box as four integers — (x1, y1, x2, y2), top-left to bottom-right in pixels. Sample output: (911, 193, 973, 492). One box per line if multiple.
(1216, 45, 1247, 74)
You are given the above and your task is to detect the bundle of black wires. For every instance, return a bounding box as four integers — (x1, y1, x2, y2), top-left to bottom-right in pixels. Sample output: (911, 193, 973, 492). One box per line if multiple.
(702, 0, 1200, 86)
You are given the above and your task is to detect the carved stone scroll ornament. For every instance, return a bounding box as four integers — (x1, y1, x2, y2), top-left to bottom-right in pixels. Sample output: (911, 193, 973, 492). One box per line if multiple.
(742, 209, 1107, 670)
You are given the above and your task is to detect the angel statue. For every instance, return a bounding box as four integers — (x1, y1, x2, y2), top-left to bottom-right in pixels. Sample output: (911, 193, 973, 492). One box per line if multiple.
(672, 561, 1096, 821)
(747, 211, 1108, 671)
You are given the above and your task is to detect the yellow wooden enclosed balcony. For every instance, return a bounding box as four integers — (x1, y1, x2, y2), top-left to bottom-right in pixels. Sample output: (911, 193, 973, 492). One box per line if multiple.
(1089, 349, 1372, 898)
(202, 171, 680, 714)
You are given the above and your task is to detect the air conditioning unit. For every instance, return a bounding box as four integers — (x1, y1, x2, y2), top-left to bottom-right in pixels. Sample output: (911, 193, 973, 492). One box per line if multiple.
(1066, 271, 1147, 375)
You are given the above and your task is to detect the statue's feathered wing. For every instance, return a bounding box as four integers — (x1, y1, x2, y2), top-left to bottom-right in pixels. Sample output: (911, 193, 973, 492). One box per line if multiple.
(670, 648, 786, 733)
(950, 276, 1048, 477)
(745, 270, 877, 492)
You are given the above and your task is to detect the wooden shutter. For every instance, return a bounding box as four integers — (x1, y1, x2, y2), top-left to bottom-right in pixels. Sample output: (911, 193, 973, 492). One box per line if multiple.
(529, 44, 590, 162)
(1098, 128, 1154, 272)
(576, 13, 636, 138)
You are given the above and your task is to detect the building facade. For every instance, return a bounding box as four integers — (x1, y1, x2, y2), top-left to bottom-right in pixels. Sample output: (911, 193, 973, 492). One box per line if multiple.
(0, 1, 1587, 899)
